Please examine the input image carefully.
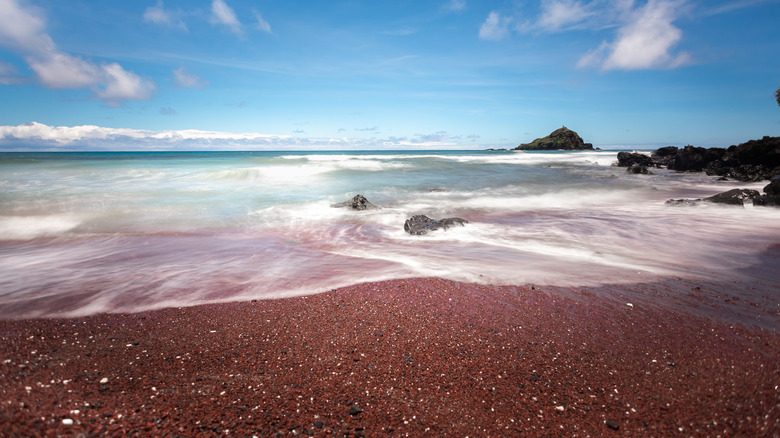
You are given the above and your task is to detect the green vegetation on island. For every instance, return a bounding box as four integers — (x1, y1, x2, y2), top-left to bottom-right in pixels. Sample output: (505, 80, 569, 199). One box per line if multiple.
(514, 126, 594, 151)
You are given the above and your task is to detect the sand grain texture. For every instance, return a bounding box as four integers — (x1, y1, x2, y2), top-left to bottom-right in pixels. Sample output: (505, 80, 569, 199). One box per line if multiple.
(1, 278, 778, 436)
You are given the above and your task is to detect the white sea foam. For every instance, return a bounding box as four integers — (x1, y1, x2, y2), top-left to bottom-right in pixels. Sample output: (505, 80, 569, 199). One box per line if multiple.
(1, 150, 779, 318)
(0, 215, 82, 240)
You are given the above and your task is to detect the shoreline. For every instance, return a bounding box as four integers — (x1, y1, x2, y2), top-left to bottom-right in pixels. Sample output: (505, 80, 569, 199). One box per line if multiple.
(1, 277, 778, 436)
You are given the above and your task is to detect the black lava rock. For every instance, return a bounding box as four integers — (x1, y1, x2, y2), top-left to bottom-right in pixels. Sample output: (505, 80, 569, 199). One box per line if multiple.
(331, 194, 378, 210)
(403, 215, 468, 235)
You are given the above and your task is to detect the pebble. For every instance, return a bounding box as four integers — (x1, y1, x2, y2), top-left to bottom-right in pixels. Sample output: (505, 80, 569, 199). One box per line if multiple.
(62, 418, 74, 426)
(100, 377, 109, 384)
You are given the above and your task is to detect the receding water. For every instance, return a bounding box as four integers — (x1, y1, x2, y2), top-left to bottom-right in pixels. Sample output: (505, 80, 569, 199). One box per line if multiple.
(1, 150, 778, 318)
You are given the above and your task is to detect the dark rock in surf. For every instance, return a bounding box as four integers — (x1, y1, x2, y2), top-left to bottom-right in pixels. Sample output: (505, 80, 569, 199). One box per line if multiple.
(616, 152, 653, 168)
(665, 198, 701, 207)
(331, 194, 378, 210)
(626, 163, 653, 174)
(665, 188, 760, 207)
(704, 188, 760, 205)
(650, 146, 679, 167)
(754, 178, 780, 206)
(646, 136, 780, 182)
(514, 126, 594, 151)
(404, 215, 468, 235)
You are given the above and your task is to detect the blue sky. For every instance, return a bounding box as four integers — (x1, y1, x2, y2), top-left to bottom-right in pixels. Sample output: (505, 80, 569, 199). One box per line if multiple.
(0, 0, 778, 150)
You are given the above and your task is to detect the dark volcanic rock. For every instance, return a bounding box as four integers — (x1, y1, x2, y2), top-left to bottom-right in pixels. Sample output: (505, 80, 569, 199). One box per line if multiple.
(704, 189, 760, 206)
(404, 215, 468, 235)
(754, 178, 780, 206)
(650, 146, 679, 167)
(514, 127, 594, 151)
(665, 199, 701, 207)
(664, 145, 725, 172)
(666, 188, 761, 207)
(331, 194, 378, 210)
(648, 137, 780, 182)
(616, 152, 653, 168)
(626, 163, 653, 174)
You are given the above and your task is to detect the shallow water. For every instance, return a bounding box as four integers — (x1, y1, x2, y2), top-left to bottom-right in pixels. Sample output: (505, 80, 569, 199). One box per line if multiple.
(1, 150, 778, 318)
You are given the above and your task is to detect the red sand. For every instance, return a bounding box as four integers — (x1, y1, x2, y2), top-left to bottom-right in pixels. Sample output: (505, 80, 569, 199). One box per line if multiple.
(1, 277, 778, 436)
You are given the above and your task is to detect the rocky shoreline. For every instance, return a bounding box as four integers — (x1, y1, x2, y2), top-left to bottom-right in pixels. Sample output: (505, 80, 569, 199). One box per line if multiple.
(616, 136, 780, 182)
(1, 277, 777, 436)
(616, 135, 780, 206)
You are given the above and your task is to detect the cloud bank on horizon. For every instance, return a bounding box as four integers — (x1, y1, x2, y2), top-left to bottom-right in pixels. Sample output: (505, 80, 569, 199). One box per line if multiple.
(0, 0, 778, 150)
(0, 121, 466, 151)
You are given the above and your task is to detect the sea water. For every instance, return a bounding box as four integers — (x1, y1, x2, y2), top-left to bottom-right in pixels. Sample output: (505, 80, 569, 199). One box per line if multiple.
(1, 150, 778, 318)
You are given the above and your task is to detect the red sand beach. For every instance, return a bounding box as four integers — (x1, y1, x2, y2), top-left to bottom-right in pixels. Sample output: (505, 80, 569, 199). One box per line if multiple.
(1, 277, 778, 436)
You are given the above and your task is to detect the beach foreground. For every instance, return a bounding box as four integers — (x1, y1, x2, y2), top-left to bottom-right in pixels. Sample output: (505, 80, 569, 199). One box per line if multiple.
(1, 277, 777, 436)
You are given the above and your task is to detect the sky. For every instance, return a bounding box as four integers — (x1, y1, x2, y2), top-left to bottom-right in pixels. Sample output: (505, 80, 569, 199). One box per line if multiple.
(0, 0, 779, 151)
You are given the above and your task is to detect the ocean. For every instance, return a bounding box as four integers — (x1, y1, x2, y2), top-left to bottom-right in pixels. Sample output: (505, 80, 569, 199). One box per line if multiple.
(1, 150, 778, 318)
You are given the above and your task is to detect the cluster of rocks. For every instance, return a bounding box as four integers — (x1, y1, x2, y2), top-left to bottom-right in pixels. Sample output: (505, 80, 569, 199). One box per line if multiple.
(616, 136, 780, 181)
(615, 136, 780, 207)
(331, 194, 468, 235)
(665, 179, 780, 207)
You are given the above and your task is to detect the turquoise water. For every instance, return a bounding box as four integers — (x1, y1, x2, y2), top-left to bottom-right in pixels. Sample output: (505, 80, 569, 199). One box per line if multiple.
(1, 150, 778, 318)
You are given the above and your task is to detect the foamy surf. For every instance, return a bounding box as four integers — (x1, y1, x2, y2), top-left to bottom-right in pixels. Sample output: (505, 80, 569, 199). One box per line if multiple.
(1, 150, 778, 318)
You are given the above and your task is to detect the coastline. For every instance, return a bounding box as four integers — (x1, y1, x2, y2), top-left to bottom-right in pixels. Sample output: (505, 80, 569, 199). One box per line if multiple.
(1, 277, 777, 436)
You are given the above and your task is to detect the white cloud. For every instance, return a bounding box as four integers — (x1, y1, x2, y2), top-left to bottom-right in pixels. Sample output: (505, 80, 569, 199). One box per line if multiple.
(704, 0, 771, 15)
(0, 122, 467, 151)
(0, 0, 155, 104)
(0, 121, 287, 145)
(586, 0, 691, 70)
(26, 52, 99, 88)
(479, 11, 511, 41)
(538, 0, 593, 31)
(211, 0, 242, 35)
(95, 63, 155, 105)
(173, 66, 208, 88)
(254, 10, 272, 34)
(143, 1, 187, 31)
(0, 0, 54, 54)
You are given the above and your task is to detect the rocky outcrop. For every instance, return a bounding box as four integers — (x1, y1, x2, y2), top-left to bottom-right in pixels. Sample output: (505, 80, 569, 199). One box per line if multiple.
(705, 189, 761, 205)
(514, 127, 594, 151)
(666, 188, 761, 207)
(626, 163, 653, 174)
(404, 215, 468, 235)
(616, 152, 653, 168)
(642, 137, 780, 182)
(753, 179, 780, 206)
(331, 194, 378, 210)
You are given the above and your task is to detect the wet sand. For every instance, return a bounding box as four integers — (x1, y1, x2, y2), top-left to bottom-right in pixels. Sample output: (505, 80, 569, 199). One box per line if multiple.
(1, 277, 778, 436)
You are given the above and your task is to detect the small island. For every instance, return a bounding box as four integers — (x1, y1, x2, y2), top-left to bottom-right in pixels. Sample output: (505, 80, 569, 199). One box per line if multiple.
(515, 126, 594, 150)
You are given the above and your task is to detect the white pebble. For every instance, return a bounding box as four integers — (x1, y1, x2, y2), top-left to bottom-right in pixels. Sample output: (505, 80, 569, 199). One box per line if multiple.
(100, 377, 108, 384)
(62, 418, 74, 426)
(555, 406, 565, 411)
(626, 303, 634, 307)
